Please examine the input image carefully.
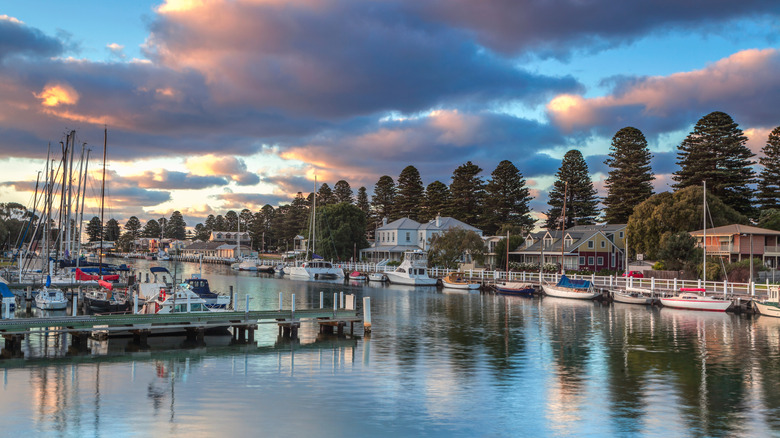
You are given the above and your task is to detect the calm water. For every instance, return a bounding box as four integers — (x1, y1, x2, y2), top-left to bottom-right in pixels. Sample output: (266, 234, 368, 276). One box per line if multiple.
(2, 259, 780, 437)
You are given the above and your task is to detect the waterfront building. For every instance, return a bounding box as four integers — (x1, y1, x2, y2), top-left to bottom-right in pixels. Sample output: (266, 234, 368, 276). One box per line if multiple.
(690, 224, 780, 268)
(512, 224, 627, 272)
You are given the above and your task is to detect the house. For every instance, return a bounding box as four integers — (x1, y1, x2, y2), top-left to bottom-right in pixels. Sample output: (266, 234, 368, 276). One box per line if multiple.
(361, 215, 483, 262)
(210, 231, 251, 245)
(690, 224, 780, 268)
(512, 224, 627, 272)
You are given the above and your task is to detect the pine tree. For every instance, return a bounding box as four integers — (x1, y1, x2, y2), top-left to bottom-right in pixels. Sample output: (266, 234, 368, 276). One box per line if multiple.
(395, 165, 424, 220)
(371, 176, 396, 222)
(317, 183, 336, 206)
(123, 216, 142, 240)
(672, 111, 756, 217)
(103, 218, 121, 241)
(757, 126, 780, 212)
(214, 215, 226, 231)
(483, 160, 534, 235)
(544, 150, 599, 229)
(166, 211, 187, 240)
(449, 161, 485, 226)
(334, 180, 354, 204)
(421, 181, 451, 222)
(356, 187, 370, 215)
(224, 211, 238, 231)
(141, 219, 161, 238)
(603, 127, 655, 223)
(86, 216, 102, 242)
(204, 214, 216, 231)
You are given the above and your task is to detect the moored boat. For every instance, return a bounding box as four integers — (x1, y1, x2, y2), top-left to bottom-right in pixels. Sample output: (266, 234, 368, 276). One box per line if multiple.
(659, 288, 732, 312)
(542, 275, 599, 300)
(34, 287, 68, 310)
(495, 282, 535, 296)
(184, 275, 231, 309)
(349, 271, 367, 281)
(368, 272, 387, 282)
(384, 250, 437, 286)
(442, 272, 480, 290)
(752, 286, 780, 317)
(612, 287, 654, 305)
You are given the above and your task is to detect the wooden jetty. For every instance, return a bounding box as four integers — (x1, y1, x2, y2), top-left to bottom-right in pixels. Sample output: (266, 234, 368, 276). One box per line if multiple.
(0, 305, 368, 359)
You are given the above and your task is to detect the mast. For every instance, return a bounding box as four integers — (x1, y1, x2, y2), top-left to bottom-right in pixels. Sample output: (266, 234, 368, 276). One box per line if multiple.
(99, 127, 107, 276)
(505, 230, 510, 278)
(703, 180, 706, 282)
(237, 210, 241, 260)
(311, 176, 317, 258)
(559, 181, 568, 275)
(76, 148, 90, 270)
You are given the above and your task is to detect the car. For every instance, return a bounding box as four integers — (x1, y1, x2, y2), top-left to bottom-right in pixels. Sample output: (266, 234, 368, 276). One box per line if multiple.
(622, 271, 644, 278)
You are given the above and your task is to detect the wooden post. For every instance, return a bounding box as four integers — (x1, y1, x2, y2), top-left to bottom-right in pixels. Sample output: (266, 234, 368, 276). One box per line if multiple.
(340, 291, 344, 309)
(229, 285, 234, 310)
(279, 292, 283, 311)
(363, 297, 372, 333)
(320, 291, 324, 308)
(333, 293, 338, 312)
(72, 295, 79, 316)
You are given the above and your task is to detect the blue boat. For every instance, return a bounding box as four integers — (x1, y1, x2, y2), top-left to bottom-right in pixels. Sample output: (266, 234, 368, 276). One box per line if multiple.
(495, 281, 535, 296)
(0, 282, 16, 313)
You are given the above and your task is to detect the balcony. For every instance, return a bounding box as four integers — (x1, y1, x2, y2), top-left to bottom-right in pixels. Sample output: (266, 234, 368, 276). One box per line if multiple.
(702, 244, 734, 255)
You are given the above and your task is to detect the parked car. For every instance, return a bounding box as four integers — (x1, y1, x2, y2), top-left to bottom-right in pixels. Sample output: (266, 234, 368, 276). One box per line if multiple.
(622, 271, 644, 278)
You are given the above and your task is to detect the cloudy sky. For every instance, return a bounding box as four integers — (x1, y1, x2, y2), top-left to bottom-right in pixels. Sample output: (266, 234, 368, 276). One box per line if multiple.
(1, 0, 778, 228)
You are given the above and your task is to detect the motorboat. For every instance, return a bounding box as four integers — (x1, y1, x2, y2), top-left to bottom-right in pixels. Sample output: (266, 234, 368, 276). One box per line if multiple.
(141, 282, 220, 314)
(495, 282, 535, 296)
(754, 286, 780, 317)
(232, 257, 260, 271)
(368, 273, 387, 282)
(442, 272, 480, 290)
(34, 287, 68, 310)
(349, 271, 367, 281)
(542, 275, 599, 300)
(184, 275, 231, 309)
(612, 287, 654, 305)
(659, 288, 732, 312)
(287, 259, 345, 280)
(384, 250, 437, 286)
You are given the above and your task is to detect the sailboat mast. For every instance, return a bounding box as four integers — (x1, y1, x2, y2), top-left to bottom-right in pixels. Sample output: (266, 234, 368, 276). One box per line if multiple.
(505, 230, 509, 277)
(76, 148, 90, 270)
(703, 180, 706, 281)
(559, 181, 568, 275)
(312, 176, 317, 257)
(99, 127, 107, 276)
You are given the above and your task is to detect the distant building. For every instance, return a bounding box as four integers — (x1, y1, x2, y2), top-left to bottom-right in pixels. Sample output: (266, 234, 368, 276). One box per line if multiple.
(361, 215, 483, 262)
(210, 231, 251, 245)
(512, 224, 627, 272)
(690, 224, 780, 268)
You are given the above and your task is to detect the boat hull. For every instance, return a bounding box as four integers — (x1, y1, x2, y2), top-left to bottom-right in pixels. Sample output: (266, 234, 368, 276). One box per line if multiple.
(35, 298, 68, 310)
(542, 284, 599, 300)
(385, 273, 437, 286)
(287, 266, 345, 279)
(659, 296, 731, 312)
(753, 301, 780, 317)
(368, 273, 386, 282)
(442, 280, 480, 290)
(495, 284, 535, 296)
(612, 291, 653, 305)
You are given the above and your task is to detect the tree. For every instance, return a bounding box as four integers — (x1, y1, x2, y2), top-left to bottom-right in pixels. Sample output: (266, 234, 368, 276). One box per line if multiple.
(421, 181, 451, 222)
(123, 216, 142, 240)
(371, 175, 396, 222)
(334, 180, 354, 204)
(317, 183, 336, 206)
(494, 234, 525, 271)
(214, 214, 226, 231)
(757, 126, 780, 212)
(225, 210, 238, 232)
(427, 228, 485, 269)
(627, 186, 747, 259)
(141, 219, 161, 238)
(86, 216, 102, 242)
(672, 111, 756, 217)
(483, 160, 534, 235)
(314, 203, 369, 260)
(239, 209, 253, 234)
(103, 218, 121, 241)
(656, 232, 701, 272)
(603, 127, 654, 223)
(544, 150, 599, 229)
(204, 214, 216, 231)
(158, 217, 168, 238)
(395, 165, 424, 220)
(449, 161, 485, 226)
(193, 223, 211, 241)
(166, 211, 187, 240)
(356, 187, 370, 214)
(116, 232, 135, 252)
(757, 209, 780, 232)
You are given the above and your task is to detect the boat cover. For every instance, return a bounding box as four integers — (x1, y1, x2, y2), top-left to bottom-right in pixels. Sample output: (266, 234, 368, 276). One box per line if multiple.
(557, 275, 591, 289)
(0, 283, 13, 299)
(150, 267, 171, 274)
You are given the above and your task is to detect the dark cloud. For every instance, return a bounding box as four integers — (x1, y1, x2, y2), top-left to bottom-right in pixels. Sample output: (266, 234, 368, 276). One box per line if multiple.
(0, 17, 64, 61)
(417, 0, 780, 57)
(214, 192, 291, 210)
(124, 170, 228, 190)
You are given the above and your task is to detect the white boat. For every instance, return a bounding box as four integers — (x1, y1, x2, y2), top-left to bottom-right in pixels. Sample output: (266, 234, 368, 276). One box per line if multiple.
(542, 275, 599, 300)
(142, 282, 220, 314)
(442, 272, 480, 290)
(34, 287, 68, 310)
(349, 271, 367, 281)
(232, 257, 260, 271)
(368, 273, 387, 282)
(612, 287, 654, 305)
(384, 250, 437, 286)
(659, 288, 732, 312)
(754, 286, 780, 317)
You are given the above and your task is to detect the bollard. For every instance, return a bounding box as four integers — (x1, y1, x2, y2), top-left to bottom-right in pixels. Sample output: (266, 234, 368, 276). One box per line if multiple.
(73, 295, 79, 316)
(674, 278, 678, 291)
(245, 294, 250, 313)
(651, 277, 655, 291)
(363, 297, 372, 333)
(340, 291, 344, 309)
(291, 294, 295, 314)
(279, 292, 283, 311)
(188, 290, 192, 313)
(229, 286, 234, 310)
(320, 291, 324, 309)
(333, 293, 338, 311)
(145, 273, 149, 283)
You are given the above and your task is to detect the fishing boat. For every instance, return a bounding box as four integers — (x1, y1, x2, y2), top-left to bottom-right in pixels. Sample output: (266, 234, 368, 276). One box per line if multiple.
(368, 272, 387, 282)
(384, 250, 437, 286)
(495, 282, 535, 296)
(612, 287, 654, 305)
(442, 272, 481, 290)
(141, 282, 220, 314)
(659, 288, 731, 311)
(349, 271, 367, 281)
(184, 275, 231, 309)
(754, 286, 780, 317)
(287, 177, 346, 281)
(542, 275, 599, 300)
(232, 257, 260, 271)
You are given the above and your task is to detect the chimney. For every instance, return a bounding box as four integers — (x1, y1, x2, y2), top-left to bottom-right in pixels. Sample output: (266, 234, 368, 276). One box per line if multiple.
(382, 217, 388, 226)
(435, 214, 441, 227)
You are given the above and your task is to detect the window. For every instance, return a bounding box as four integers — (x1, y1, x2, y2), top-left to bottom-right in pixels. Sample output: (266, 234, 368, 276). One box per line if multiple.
(588, 256, 594, 265)
(588, 241, 594, 249)
(611, 253, 616, 267)
(579, 256, 585, 265)
(406, 232, 410, 242)
(619, 231, 624, 239)
(597, 256, 604, 266)
(600, 240, 606, 248)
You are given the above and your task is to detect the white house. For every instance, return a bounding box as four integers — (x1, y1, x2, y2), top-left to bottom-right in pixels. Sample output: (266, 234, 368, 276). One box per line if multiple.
(361, 215, 483, 262)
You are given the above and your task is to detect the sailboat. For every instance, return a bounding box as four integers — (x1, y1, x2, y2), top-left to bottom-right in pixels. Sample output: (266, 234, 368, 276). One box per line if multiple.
(612, 237, 654, 304)
(495, 231, 535, 295)
(287, 177, 345, 280)
(33, 151, 68, 310)
(659, 182, 731, 312)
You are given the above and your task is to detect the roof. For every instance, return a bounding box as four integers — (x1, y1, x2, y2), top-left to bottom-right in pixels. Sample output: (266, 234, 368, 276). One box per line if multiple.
(690, 224, 780, 236)
(377, 217, 422, 231)
(182, 241, 224, 251)
(511, 228, 622, 254)
(361, 245, 421, 253)
(419, 216, 481, 233)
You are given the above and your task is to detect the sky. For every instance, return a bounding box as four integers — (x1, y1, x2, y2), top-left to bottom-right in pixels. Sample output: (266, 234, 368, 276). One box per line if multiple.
(1, 0, 779, 230)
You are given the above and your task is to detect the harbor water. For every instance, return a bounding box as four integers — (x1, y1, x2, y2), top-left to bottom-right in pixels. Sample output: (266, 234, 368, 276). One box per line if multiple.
(2, 259, 780, 437)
